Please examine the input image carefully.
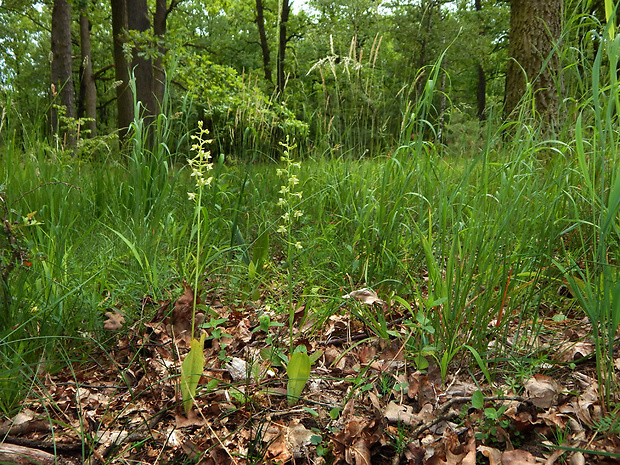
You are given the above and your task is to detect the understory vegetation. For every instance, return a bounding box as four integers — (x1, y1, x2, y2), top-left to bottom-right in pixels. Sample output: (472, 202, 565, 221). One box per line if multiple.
(1, 6, 620, 465)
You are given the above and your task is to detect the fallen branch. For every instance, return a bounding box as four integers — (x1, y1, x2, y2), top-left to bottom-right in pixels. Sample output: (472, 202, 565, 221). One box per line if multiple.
(0, 443, 63, 465)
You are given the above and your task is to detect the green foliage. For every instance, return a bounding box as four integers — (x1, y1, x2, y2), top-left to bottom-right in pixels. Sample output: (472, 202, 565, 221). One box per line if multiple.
(286, 348, 311, 406)
(178, 54, 308, 159)
(180, 333, 206, 414)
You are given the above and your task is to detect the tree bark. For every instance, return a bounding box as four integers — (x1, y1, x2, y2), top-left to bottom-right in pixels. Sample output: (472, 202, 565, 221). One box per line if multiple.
(127, 0, 156, 124)
(277, 0, 290, 95)
(79, 11, 97, 137)
(505, 0, 563, 129)
(111, 0, 133, 139)
(256, 0, 272, 83)
(51, 0, 76, 147)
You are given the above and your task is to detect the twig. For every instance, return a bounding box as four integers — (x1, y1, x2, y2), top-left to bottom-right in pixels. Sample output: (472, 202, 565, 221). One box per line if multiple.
(11, 181, 81, 206)
(318, 316, 407, 345)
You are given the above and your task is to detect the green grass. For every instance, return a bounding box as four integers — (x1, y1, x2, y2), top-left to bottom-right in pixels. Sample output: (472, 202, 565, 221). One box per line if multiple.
(0, 117, 615, 407)
(1, 29, 620, 419)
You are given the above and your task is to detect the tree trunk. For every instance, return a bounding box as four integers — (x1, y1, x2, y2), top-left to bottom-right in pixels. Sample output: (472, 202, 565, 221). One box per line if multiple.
(256, 0, 272, 83)
(415, 1, 436, 98)
(111, 0, 133, 139)
(277, 0, 290, 95)
(79, 11, 97, 137)
(505, 0, 563, 130)
(475, 0, 486, 121)
(128, 0, 156, 124)
(153, 0, 167, 112)
(50, 0, 76, 147)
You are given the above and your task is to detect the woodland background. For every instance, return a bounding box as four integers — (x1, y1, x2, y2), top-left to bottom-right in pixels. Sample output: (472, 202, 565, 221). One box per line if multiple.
(0, 1, 619, 464)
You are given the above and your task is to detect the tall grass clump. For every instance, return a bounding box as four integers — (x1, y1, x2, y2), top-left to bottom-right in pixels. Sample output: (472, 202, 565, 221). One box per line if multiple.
(0, 136, 100, 413)
(305, 35, 394, 157)
(557, 21, 620, 408)
(110, 72, 188, 300)
(325, 44, 578, 375)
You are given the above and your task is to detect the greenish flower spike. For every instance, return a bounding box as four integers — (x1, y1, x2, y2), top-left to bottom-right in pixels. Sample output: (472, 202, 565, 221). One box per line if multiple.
(275, 136, 305, 350)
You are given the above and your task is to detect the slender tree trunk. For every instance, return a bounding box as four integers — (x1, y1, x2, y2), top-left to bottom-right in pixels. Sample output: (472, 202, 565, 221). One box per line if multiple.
(51, 0, 76, 147)
(153, 0, 167, 112)
(256, 0, 272, 83)
(505, 0, 563, 130)
(475, 0, 486, 121)
(79, 12, 97, 137)
(111, 0, 133, 139)
(127, 0, 156, 124)
(415, 0, 435, 98)
(277, 0, 290, 95)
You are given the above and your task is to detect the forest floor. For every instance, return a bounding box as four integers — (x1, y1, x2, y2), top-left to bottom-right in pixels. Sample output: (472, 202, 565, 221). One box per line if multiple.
(2, 283, 620, 465)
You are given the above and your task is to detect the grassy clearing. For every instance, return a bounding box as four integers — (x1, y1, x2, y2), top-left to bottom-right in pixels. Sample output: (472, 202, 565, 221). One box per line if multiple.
(0, 113, 613, 391)
(1, 31, 620, 464)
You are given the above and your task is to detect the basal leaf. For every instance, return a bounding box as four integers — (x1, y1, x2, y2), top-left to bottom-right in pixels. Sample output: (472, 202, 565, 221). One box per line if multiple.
(180, 333, 206, 414)
(286, 351, 311, 406)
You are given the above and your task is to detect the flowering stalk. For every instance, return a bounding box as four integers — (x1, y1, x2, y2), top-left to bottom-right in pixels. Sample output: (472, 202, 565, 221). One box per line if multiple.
(180, 122, 213, 415)
(276, 137, 303, 349)
(187, 121, 214, 337)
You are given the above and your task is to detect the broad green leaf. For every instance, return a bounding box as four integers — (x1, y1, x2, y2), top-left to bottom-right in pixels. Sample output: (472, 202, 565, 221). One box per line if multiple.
(329, 408, 340, 420)
(287, 351, 311, 406)
(471, 390, 484, 409)
(413, 354, 429, 370)
(180, 333, 206, 414)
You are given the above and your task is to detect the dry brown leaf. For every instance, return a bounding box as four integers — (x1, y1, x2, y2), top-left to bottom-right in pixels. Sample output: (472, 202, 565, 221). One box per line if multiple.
(554, 341, 594, 362)
(460, 432, 477, 465)
(172, 281, 205, 344)
(525, 374, 559, 409)
(351, 439, 371, 465)
(358, 344, 376, 364)
(96, 429, 129, 445)
(569, 451, 585, 465)
(0, 409, 52, 436)
(342, 288, 385, 306)
(384, 401, 423, 426)
(287, 420, 314, 458)
(226, 357, 250, 382)
(175, 408, 205, 427)
(478, 445, 502, 465)
(231, 317, 253, 343)
(501, 449, 537, 464)
(181, 439, 201, 460)
(104, 310, 125, 330)
(264, 424, 291, 463)
(404, 443, 426, 463)
(443, 428, 476, 465)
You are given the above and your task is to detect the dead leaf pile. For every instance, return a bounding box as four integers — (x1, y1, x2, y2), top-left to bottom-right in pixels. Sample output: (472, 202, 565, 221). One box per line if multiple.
(1, 286, 619, 464)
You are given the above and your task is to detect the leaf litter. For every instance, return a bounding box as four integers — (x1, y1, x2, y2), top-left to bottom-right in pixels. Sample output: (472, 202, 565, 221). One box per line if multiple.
(2, 285, 619, 464)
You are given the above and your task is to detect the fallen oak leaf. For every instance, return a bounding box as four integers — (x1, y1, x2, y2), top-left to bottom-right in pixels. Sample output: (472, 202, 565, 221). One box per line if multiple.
(525, 374, 559, 409)
(104, 310, 125, 330)
(501, 449, 537, 464)
(384, 401, 423, 426)
(287, 420, 314, 459)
